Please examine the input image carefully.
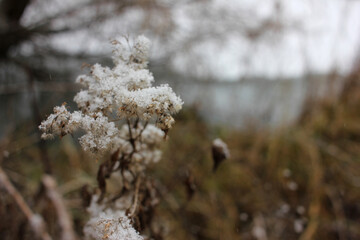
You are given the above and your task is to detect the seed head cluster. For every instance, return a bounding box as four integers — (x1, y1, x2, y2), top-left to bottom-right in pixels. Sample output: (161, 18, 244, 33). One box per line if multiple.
(39, 35, 183, 157)
(39, 36, 183, 240)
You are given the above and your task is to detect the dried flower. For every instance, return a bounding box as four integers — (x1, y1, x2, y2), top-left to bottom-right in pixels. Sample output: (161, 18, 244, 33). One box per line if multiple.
(84, 196, 143, 240)
(39, 35, 183, 157)
(212, 138, 230, 172)
(39, 36, 183, 240)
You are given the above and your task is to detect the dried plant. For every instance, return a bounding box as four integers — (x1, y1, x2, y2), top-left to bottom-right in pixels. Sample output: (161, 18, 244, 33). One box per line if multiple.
(212, 138, 230, 172)
(39, 36, 183, 240)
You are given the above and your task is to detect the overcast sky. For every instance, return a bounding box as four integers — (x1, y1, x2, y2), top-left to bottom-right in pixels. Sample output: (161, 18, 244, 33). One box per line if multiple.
(22, 0, 360, 80)
(171, 0, 360, 80)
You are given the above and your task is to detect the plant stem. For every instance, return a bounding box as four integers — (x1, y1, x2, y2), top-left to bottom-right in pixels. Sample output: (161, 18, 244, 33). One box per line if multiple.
(0, 167, 52, 240)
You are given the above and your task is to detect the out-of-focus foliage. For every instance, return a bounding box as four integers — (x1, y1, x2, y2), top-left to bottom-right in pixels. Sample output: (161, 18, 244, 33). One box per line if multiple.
(154, 67, 360, 239)
(1, 0, 360, 239)
(1, 66, 360, 239)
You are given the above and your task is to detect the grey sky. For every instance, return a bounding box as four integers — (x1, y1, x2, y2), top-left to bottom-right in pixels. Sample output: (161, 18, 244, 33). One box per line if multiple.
(21, 0, 360, 80)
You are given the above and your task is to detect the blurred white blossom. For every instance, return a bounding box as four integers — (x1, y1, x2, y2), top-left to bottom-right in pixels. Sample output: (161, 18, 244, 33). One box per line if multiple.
(294, 219, 304, 233)
(296, 205, 305, 215)
(282, 168, 292, 178)
(287, 181, 298, 191)
(84, 196, 143, 240)
(239, 213, 249, 221)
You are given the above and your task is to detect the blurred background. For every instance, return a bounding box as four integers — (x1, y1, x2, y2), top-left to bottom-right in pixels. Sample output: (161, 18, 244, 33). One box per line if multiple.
(1, 0, 360, 239)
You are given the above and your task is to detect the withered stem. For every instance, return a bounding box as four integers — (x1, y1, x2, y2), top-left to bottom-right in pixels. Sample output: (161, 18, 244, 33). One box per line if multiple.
(0, 167, 52, 240)
(134, 121, 148, 141)
(42, 175, 77, 240)
(127, 118, 136, 150)
(129, 176, 142, 217)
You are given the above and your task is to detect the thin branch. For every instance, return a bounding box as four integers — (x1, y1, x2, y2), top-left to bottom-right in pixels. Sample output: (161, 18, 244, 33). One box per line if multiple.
(109, 118, 123, 122)
(128, 176, 142, 217)
(28, 0, 138, 36)
(127, 118, 136, 150)
(27, 0, 105, 31)
(134, 121, 148, 141)
(133, 117, 140, 128)
(41, 175, 77, 240)
(0, 167, 52, 240)
(325, 186, 347, 240)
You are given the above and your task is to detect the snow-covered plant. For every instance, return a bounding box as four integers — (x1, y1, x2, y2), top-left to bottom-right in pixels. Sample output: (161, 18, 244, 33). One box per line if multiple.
(84, 195, 143, 240)
(39, 36, 183, 239)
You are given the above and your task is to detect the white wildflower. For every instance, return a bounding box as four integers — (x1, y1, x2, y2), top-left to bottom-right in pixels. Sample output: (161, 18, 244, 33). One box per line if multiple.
(39, 105, 74, 139)
(39, 35, 183, 157)
(40, 36, 181, 239)
(116, 84, 183, 125)
(84, 210, 143, 240)
(133, 35, 151, 64)
(141, 124, 165, 146)
(84, 196, 142, 240)
(116, 123, 164, 172)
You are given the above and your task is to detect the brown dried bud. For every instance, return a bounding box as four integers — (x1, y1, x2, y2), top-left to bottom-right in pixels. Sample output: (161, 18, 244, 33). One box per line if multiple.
(212, 138, 230, 172)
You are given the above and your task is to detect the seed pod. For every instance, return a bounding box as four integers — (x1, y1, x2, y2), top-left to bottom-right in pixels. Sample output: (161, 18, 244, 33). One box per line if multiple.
(212, 138, 230, 172)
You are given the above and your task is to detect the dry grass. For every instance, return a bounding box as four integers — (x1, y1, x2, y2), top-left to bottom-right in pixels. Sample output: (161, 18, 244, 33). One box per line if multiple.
(155, 68, 360, 239)
(1, 68, 360, 239)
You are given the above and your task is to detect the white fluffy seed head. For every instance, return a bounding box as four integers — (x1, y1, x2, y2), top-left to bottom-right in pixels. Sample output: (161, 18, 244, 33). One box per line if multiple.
(84, 196, 143, 240)
(39, 36, 179, 240)
(39, 36, 183, 158)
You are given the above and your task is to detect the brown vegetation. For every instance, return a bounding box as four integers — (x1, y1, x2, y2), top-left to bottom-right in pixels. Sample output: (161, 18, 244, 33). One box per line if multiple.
(1, 68, 360, 239)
